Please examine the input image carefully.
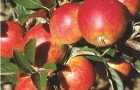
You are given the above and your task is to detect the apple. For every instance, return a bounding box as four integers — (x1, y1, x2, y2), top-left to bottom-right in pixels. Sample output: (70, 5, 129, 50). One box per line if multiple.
(23, 24, 67, 67)
(59, 56, 96, 90)
(15, 73, 51, 90)
(107, 57, 132, 80)
(118, 0, 140, 17)
(0, 21, 23, 58)
(78, 0, 127, 47)
(49, 3, 82, 44)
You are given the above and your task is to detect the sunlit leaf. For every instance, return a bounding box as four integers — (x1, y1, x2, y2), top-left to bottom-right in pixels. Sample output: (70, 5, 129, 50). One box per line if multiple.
(13, 0, 43, 9)
(43, 62, 57, 71)
(24, 38, 36, 65)
(1, 75, 18, 84)
(1, 63, 21, 74)
(85, 56, 110, 62)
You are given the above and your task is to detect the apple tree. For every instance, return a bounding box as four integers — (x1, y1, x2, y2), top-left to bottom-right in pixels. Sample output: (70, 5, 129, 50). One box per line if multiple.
(1, 0, 140, 90)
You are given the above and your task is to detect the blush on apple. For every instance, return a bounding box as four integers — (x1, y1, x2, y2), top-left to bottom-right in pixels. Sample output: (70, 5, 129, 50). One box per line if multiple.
(59, 56, 96, 90)
(23, 24, 67, 67)
(78, 0, 127, 47)
(107, 57, 132, 80)
(0, 21, 23, 58)
(118, 0, 140, 17)
(50, 3, 82, 44)
(15, 73, 51, 90)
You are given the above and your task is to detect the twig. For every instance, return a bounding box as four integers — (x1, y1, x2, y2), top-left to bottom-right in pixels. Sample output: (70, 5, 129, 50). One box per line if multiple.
(125, 39, 140, 52)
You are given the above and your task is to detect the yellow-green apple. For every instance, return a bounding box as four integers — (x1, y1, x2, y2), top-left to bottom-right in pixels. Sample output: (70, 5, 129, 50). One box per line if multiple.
(15, 73, 52, 90)
(23, 24, 67, 67)
(0, 21, 23, 58)
(49, 3, 82, 44)
(118, 0, 140, 17)
(78, 0, 127, 47)
(107, 57, 132, 80)
(59, 56, 96, 90)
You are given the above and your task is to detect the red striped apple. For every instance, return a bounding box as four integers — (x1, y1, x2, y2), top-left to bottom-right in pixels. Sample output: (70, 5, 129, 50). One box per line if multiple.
(78, 0, 127, 47)
(0, 21, 23, 58)
(23, 24, 67, 67)
(59, 56, 96, 90)
(50, 3, 82, 44)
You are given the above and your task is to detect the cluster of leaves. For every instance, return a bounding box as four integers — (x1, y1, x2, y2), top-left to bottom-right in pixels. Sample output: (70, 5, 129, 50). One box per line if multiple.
(1, 0, 140, 90)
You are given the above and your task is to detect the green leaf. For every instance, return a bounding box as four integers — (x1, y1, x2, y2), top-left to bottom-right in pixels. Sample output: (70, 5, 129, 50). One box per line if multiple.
(18, 14, 31, 24)
(24, 38, 36, 65)
(31, 72, 47, 90)
(85, 56, 110, 62)
(43, 62, 57, 71)
(13, 50, 35, 73)
(1, 75, 18, 84)
(106, 48, 116, 57)
(1, 63, 21, 74)
(0, 56, 10, 64)
(106, 67, 123, 90)
(132, 60, 140, 73)
(13, 0, 43, 9)
(121, 53, 133, 61)
(69, 46, 100, 59)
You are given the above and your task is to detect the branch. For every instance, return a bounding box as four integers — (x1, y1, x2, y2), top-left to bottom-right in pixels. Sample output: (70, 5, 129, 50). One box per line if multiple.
(125, 39, 140, 52)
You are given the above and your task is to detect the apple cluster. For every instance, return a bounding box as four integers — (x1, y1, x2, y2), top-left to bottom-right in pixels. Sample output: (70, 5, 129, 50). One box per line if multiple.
(1, 0, 139, 89)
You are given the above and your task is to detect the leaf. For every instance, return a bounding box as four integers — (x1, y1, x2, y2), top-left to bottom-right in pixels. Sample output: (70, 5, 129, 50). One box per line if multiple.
(43, 62, 57, 71)
(85, 56, 110, 62)
(13, 0, 43, 9)
(69, 46, 100, 59)
(1, 63, 21, 74)
(132, 60, 140, 73)
(31, 72, 47, 90)
(106, 48, 116, 57)
(13, 50, 35, 73)
(24, 38, 36, 65)
(18, 14, 31, 25)
(0, 56, 10, 64)
(121, 53, 133, 61)
(106, 67, 123, 90)
(1, 75, 18, 84)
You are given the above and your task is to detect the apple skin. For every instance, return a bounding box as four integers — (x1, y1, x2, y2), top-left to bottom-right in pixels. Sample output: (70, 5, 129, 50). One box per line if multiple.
(23, 24, 67, 67)
(107, 57, 132, 80)
(50, 3, 82, 44)
(59, 56, 96, 90)
(78, 0, 127, 47)
(15, 73, 51, 90)
(0, 21, 23, 58)
(118, 0, 140, 17)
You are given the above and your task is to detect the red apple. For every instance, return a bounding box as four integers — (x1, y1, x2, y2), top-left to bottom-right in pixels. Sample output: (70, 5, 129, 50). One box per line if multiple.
(15, 73, 51, 90)
(118, 0, 140, 17)
(59, 56, 96, 90)
(78, 0, 127, 47)
(0, 21, 23, 58)
(23, 24, 67, 67)
(50, 3, 82, 44)
(107, 57, 132, 80)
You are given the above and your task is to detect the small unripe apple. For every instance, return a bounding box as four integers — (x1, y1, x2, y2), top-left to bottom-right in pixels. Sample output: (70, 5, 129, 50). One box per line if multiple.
(107, 57, 132, 80)
(15, 73, 51, 90)
(118, 0, 140, 17)
(50, 3, 82, 44)
(23, 24, 67, 67)
(59, 56, 96, 90)
(78, 0, 127, 47)
(0, 21, 23, 58)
